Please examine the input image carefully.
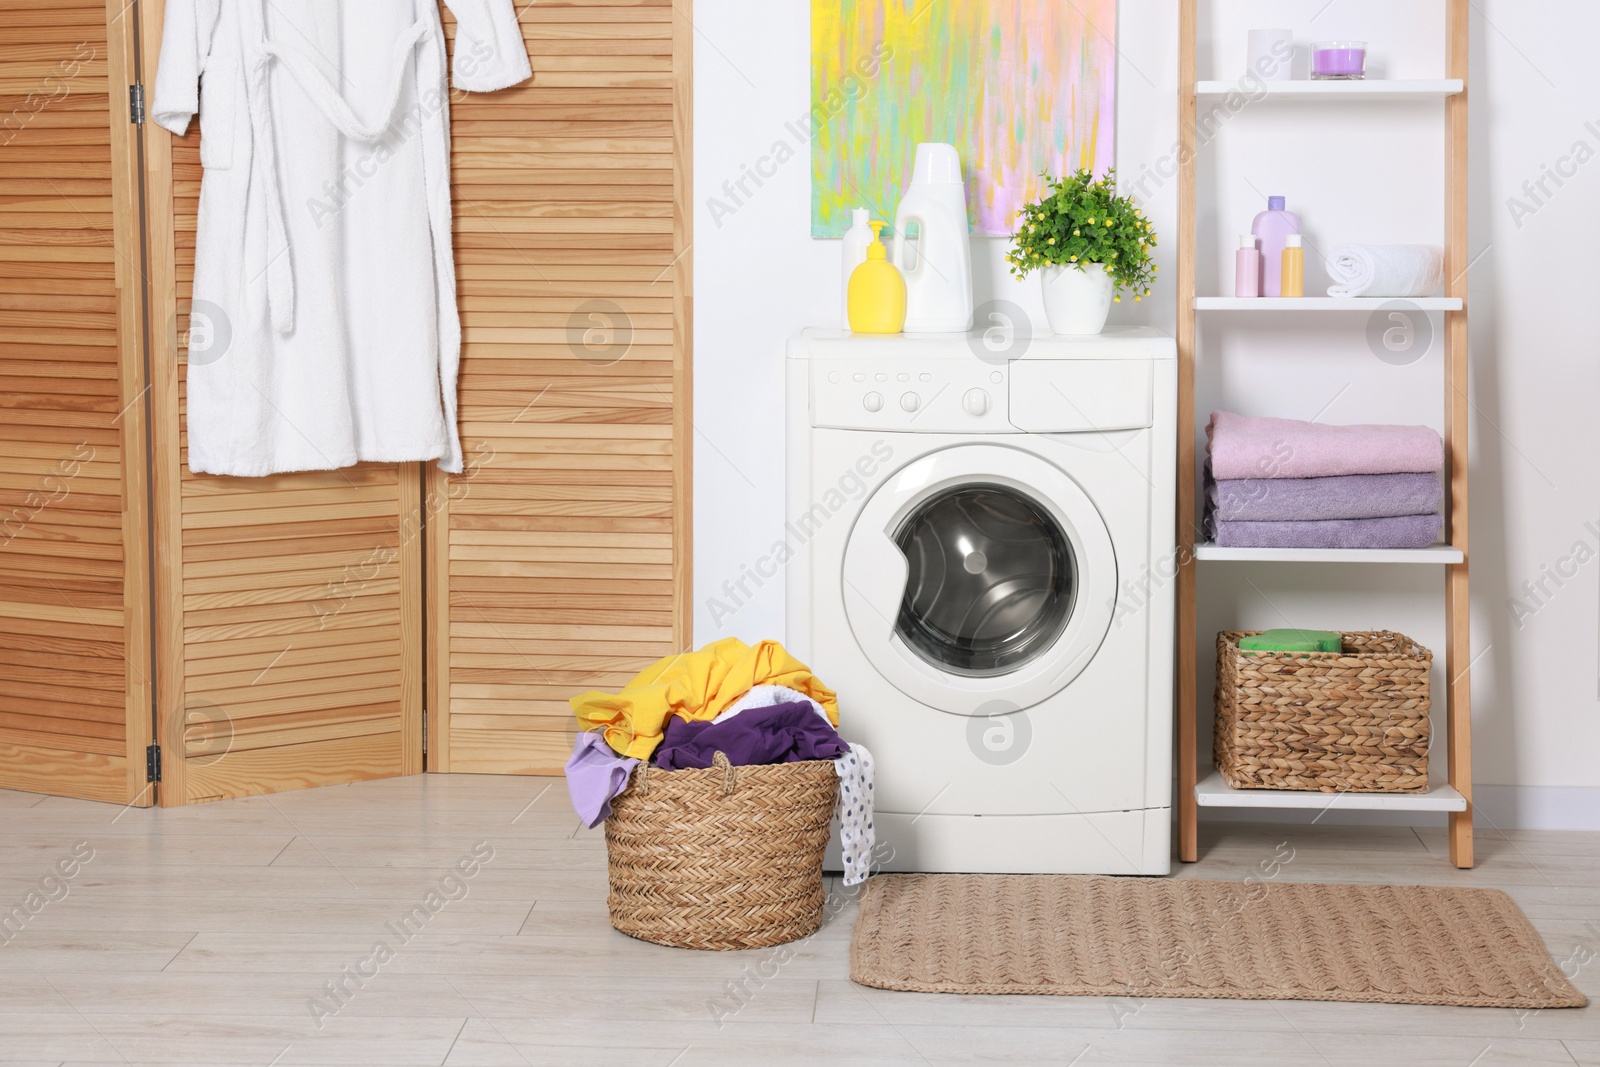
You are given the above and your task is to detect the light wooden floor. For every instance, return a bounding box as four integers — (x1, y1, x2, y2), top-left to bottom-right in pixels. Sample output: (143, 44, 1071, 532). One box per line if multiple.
(1, 775, 1598, 1066)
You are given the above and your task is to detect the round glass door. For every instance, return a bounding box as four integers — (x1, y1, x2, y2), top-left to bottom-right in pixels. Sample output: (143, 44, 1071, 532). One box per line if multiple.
(893, 484, 1078, 677)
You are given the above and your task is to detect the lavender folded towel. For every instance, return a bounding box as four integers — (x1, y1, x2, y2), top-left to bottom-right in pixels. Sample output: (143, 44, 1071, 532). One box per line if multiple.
(1207, 411, 1444, 480)
(1206, 468, 1442, 523)
(1209, 513, 1444, 550)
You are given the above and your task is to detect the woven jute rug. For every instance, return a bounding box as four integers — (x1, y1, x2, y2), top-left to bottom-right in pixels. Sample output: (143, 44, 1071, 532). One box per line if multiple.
(850, 874, 1587, 1008)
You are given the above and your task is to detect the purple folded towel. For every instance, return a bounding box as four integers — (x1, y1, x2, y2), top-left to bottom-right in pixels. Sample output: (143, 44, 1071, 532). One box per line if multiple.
(1207, 411, 1444, 480)
(1209, 514, 1444, 550)
(1207, 468, 1443, 523)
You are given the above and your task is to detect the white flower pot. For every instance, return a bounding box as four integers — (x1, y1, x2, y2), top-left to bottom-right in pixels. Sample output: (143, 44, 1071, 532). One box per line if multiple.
(1040, 263, 1114, 335)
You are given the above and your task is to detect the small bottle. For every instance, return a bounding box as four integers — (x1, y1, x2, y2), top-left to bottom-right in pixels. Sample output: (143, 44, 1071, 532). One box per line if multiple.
(1252, 195, 1301, 297)
(1280, 234, 1305, 298)
(1234, 235, 1261, 298)
(839, 208, 872, 330)
(847, 221, 907, 334)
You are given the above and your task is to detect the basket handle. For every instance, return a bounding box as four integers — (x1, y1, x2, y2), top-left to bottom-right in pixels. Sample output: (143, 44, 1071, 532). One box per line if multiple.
(629, 751, 738, 796)
(712, 750, 737, 796)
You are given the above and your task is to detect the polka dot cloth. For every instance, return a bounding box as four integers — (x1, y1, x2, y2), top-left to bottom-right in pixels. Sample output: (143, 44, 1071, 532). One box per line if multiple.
(834, 744, 875, 886)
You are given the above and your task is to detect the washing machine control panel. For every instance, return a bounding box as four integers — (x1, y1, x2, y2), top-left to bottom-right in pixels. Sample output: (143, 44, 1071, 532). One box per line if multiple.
(813, 360, 1014, 432)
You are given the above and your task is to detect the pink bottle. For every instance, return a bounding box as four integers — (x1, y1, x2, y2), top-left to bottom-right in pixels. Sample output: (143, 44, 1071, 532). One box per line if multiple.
(1252, 196, 1301, 297)
(1234, 235, 1260, 298)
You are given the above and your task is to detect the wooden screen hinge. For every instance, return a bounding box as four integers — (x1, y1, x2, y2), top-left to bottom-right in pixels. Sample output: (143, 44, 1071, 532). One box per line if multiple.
(145, 743, 162, 783)
(129, 84, 146, 125)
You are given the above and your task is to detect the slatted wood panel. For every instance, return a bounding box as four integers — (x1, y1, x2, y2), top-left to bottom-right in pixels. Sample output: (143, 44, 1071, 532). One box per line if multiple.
(142, 0, 422, 805)
(427, 0, 691, 773)
(0, 0, 152, 804)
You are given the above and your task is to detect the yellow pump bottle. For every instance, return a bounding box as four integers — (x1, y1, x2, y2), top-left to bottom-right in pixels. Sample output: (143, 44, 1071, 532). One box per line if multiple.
(847, 221, 907, 334)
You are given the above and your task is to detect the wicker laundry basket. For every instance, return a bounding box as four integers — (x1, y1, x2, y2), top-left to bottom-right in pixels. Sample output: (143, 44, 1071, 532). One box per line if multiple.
(604, 752, 838, 950)
(1214, 630, 1433, 793)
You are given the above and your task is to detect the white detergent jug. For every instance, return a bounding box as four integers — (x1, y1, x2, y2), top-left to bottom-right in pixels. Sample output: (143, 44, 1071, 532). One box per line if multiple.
(893, 143, 973, 333)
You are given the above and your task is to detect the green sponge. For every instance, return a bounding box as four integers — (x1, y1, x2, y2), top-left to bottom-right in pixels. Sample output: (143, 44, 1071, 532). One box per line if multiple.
(1238, 629, 1343, 653)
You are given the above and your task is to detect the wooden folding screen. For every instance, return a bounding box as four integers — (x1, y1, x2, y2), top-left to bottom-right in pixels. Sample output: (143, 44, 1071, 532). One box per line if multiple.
(0, 0, 152, 805)
(425, 0, 692, 774)
(1, 0, 690, 804)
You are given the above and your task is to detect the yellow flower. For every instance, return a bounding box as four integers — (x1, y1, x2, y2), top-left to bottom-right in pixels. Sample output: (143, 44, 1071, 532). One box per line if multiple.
(1073, 229, 1080, 236)
(1047, 237, 1056, 245)
(1135, 296, 1143, 302)
(1105, 219, 1113, 227)
(1087, 217, 1095, 224)
(1069, 255, 1078, 262)
(1114, 295, 1122, 303)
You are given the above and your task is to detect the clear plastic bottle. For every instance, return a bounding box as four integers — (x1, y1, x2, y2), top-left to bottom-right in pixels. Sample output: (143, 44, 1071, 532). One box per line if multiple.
(1281, 233, 1305, 298)
(1251, 196, 1301, 297)
(1235, 235, 1261, 298)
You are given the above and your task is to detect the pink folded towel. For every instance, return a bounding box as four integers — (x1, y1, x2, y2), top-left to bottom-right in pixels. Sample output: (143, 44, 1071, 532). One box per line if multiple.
(1207, 411, 1444, 481)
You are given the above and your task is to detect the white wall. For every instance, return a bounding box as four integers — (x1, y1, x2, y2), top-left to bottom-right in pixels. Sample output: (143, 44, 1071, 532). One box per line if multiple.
(693, 0, 1600, 822)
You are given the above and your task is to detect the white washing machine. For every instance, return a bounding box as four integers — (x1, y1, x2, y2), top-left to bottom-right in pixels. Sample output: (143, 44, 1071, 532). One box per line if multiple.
(786, 326, 1176, 875)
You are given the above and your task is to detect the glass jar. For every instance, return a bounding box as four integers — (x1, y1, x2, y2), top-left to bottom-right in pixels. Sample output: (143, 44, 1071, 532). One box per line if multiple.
(1312, 40, 1367, 80)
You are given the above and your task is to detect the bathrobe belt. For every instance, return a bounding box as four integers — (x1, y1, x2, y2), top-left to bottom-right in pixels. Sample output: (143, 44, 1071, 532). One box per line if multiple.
(244, 17, 435, 334)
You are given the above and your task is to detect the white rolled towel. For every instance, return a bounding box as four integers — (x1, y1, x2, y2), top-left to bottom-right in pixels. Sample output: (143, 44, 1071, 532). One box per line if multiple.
(1325, 244, 1445, 298)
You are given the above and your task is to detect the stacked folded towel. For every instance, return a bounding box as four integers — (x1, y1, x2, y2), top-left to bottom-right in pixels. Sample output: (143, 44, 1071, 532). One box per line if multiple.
(1204, 411, 1445, 550)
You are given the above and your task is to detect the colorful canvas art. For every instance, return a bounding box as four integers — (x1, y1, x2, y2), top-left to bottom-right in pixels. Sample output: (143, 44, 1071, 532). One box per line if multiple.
(811, 0, 1118, 237)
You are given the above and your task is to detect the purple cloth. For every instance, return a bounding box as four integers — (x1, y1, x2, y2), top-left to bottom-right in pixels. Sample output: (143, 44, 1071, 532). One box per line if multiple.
(1209, 513, 1444, 550)
(1206, 467, 1442, 522)
(653, 701, 847, 771)
(565, 731, 638, 829)
(1207, 411, 1443, 480)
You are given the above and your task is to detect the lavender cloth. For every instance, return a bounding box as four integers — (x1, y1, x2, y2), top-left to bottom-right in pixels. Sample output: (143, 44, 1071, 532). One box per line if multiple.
(565, 731, 639, 829)
(653, 701, 848, 771)
(1207, 411, 1444, 481)
(1210, 513, 1444, 550)
(1206, 467, 1443, 522)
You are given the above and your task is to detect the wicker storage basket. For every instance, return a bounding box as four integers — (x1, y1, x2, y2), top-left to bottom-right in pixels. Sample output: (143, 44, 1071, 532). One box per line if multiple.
(604, 753, 839, 950)
(1214, 630, 1433, 793)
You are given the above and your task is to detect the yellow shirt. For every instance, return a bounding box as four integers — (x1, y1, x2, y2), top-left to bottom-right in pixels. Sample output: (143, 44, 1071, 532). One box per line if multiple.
(569, 637, 840, 760)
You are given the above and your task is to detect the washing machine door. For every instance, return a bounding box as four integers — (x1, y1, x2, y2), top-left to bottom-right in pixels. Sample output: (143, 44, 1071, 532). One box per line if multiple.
(841, 443, 1117, 715)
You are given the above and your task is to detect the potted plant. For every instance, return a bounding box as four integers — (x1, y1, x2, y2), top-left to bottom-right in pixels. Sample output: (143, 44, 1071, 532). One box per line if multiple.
(1006, 169, 1158, 335)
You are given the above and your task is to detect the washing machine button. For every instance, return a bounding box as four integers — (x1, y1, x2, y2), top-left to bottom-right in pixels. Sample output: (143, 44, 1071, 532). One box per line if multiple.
(863, 391, 885, 413)
(962, 388, 991, 416)
(828, 370, 841, 383)
(990, 370, 1004, 384)
(897, 372, 910, 382)
(853, 372, 867, 383)
(919, 372, 933, 383)
(900, 392, 920, 412)
(875, 372, 889, 383)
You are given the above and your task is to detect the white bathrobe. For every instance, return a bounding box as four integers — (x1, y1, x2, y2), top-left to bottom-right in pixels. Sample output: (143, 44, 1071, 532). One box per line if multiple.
(152, 0, 531, 476)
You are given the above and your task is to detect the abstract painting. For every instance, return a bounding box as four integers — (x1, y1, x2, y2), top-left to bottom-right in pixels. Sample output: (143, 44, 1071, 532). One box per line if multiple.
(810, 0, 1118, 237)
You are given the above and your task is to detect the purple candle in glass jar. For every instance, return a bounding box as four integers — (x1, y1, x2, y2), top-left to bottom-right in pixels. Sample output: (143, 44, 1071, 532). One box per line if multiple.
(1312, 40, 1366, 80)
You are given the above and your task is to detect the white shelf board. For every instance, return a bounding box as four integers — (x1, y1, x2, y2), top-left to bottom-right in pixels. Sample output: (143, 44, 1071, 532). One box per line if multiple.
(1196, 771, 1468, 812)
(1196, 79, 1463, 102)
(1194, 542, 1463, 564)
(1194, 297, 1462, 312)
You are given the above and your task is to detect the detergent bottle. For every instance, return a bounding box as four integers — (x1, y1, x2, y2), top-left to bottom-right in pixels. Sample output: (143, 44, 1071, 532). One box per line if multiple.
(839, 208, 873, 330)
(847, 221, 906, 334)
(893, 143, 974, 333)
